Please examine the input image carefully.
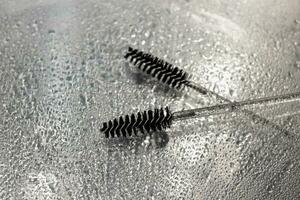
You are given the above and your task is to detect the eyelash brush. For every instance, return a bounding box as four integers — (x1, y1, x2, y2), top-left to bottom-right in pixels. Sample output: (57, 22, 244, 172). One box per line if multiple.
(124, 47, 292, 135)
(100, 91, 300, 138)
(124, 47, 208, 94)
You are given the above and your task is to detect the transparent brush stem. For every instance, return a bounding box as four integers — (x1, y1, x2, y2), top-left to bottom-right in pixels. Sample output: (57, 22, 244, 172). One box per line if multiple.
(172, 91, 300, 121)
(185, 81, 299, 134)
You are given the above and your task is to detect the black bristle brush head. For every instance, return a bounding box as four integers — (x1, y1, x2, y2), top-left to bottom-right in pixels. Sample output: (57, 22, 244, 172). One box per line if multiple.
(124, 47, 191, 90)
(100, 107, 173, 138)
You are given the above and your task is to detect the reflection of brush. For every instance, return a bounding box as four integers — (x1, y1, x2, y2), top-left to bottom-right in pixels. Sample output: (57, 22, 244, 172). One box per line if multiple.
(100, 91, 300, 138)
(124, 47, 207, 94)
(124, 47, 292, 135)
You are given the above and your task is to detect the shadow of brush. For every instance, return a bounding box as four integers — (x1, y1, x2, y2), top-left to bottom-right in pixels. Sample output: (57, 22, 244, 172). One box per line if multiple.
(104, 131, 170, 153)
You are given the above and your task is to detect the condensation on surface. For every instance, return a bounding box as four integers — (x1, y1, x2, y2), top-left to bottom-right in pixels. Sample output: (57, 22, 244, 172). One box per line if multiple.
(0, 0, 300, 199)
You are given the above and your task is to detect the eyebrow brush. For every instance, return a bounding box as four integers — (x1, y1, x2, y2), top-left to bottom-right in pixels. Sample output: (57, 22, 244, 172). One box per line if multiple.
(100, 91, 300, 138)
(124, 47, 208, 94)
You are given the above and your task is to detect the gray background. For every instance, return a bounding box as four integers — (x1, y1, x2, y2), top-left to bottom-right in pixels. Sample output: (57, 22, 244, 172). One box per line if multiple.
(0, 0, 300, 199)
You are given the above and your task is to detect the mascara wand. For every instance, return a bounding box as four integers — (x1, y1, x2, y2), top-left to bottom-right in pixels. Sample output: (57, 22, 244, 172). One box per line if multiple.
(100, 91, 300, 138)
(124, 47, 208, 94)
(124, 47, 292, 135)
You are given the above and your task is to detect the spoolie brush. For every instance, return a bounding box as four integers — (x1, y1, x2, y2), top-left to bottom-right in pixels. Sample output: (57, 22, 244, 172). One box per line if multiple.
(100, 107, 172, 138)
(100, 91, 300, 138)
(124, 47, 208, 94)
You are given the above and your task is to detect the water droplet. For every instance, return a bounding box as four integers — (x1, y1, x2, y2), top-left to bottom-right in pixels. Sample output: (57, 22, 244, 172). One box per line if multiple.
(295, 61, 300, 69)
(144, 31, 150, 38)
(275, 40, 280, 50)
(48, 29, 55, 34)
(229, 89, 234, 96)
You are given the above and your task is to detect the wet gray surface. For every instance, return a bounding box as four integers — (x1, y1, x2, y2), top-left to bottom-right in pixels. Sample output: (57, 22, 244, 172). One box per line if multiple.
(0, 0, 300, 199)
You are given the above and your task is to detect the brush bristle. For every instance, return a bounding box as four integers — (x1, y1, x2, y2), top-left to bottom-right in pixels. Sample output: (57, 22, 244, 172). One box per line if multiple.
(124, 47, 190, 90)
(100, 107, 173, 138)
